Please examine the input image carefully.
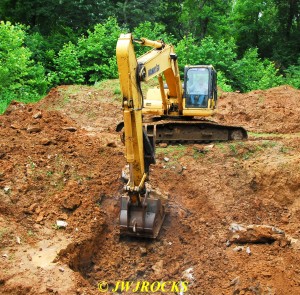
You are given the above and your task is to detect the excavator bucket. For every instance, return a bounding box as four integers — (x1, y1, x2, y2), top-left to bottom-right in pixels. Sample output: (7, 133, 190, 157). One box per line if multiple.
(120, 194, 165, 238)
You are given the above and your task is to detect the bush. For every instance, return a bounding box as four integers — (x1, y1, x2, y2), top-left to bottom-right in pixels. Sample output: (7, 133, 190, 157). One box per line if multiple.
(175, 34, 200, 72)
(77, 18, 123, 83)
(51, 42, 84, 85)
(0, 21, 47, 112)
(284, 58, 300, 89)
(230, 48, 283, 92)
(217, 71, 233, 92)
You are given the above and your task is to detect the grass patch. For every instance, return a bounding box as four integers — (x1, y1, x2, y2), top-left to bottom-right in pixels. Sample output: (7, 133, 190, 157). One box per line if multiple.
(95, 79, 122, 102)
(249, 132, 283, 138)
(156, 144, 187, 160)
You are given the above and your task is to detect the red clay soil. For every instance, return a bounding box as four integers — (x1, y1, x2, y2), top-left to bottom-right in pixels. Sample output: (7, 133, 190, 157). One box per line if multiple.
(0, 84, 300, 295)
(215, 85, 300, 134)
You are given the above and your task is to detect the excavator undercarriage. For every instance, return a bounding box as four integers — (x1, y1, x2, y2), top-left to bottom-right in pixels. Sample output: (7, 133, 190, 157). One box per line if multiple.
(144, 117, 248, 144)
(117, 118, 248, 145)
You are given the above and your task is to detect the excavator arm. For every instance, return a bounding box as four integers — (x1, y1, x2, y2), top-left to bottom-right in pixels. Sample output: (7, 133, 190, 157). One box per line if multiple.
(116, 33, 165, 238)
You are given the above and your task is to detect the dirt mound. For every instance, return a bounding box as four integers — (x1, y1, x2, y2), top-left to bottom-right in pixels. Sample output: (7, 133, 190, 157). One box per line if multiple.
(216, 85, 300, 133)
(0, 100, 124, 294)
(1, 85, 300, 294)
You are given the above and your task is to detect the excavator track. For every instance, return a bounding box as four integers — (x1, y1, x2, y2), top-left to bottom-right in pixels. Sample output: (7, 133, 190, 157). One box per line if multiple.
(143, 118, 248, 144)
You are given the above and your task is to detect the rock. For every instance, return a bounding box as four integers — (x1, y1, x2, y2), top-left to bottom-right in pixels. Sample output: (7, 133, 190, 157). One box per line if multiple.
(107, 142, 117, 147)
(33, 111, 42, 119)
(262, 271, 272, 278)
(204, 144, 214, 151)
(58, 267, 65, 272)
(56, 220, 68, 228)
(36, 212, 44, 222)
(229, 223, 246, 232)
(230, 276, 240, 286)
(159, 143, 168, 148)
(229, 223, 287, 245)
(246, 246, 251, 255)
(40, 138, 52, 145)
(29, 203, 39, 213)
(164, 157, 170, 162)
(27, 254, 32, 261)
(3, 186, 11, 194)
(139, 247, 147, 256)
(62, 196, 81, 211)
(152, 260, 164, 276)
(10, 124, 21, 129)
(16, 236, 21, 244)
(182, 267, 194, 281)
(233, 246, 244, 252)
(121, 165, 129, 182)
(59, 213, 68, 220)
(287, 236, 300, 250)
(27, 125, 42, 133)
(62, 127, 77, 132)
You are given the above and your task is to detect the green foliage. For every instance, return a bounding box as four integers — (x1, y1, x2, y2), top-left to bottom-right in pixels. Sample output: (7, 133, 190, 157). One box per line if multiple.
(133, 22, 175, 55)
(0, 21, 47, 113)
(1, 0, 300, 107)
(230, 48, 283, 92)
(175, 35, 236, 74)
(198, 37, 237, 73)
(50, 42, 84, 85)
(284, 58, 300, 89)
(77, 18, 122, 83)
(115, 0, 161, 30)
(175, 34, 200, 71)
(230, 0, 300, 68)
(217, 71, 233, 92)
(179, 0, 233, 39)
(0, 0, 115, 35)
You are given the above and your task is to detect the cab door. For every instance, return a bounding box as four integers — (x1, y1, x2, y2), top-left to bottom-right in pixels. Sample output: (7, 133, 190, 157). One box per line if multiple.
(183, 65, 217, 110)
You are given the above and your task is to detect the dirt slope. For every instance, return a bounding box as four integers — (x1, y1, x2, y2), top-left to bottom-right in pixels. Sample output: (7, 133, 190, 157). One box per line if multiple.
(215, 85, 300, 133)
(0, 84, 300, 294)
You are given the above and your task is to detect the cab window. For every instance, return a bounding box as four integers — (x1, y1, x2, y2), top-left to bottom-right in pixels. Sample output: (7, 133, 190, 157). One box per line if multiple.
(186, 68, 209, 108)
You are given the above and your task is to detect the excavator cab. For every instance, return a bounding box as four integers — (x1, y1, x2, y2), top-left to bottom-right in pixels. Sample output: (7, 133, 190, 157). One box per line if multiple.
(184, 65, 217, 110)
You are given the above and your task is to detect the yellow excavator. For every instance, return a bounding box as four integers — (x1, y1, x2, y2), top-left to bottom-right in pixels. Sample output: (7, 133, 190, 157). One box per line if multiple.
(116, 33, 247, 238)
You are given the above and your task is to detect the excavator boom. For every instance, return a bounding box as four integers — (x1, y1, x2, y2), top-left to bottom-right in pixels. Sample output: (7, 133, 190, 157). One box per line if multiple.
(116, 33, 165, 238)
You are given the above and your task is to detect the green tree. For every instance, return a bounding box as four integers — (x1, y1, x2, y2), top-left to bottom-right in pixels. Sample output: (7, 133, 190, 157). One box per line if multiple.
(230, 0, 300, 67)
(0, 0, 115, 35)
(77, 18, 123, 83)
(175, 35, 236, 77)
(179, 0, 232, 40)
(115, 0, 162, 30)
(50, 42, 84, 85)
(230, 48, 283, 92)
(284, 57, 300, 88)
(0, 21, 47, 112)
